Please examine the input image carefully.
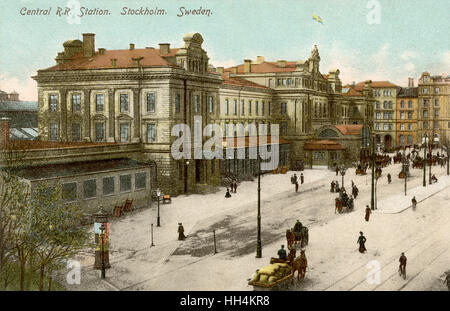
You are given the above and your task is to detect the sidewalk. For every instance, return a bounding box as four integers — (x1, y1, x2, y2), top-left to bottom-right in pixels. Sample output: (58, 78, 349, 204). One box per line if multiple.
(376, 174, 450, 214)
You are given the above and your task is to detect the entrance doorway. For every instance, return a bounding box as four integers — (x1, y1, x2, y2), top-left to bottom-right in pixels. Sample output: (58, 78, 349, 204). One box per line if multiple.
(384, 135, 392, 150)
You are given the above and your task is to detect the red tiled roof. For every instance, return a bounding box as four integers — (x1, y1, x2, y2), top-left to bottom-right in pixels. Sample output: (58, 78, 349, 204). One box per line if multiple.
(43, 48, 180, 71)
(341, 87, 363, 97)
(303, 140, 344, 150)
(334, 124, 363, 135)
(222, 135, 289, 148)
(353, 81, 397, 90)
(224, 61, 297, 74)
(221, 74, 270, 89)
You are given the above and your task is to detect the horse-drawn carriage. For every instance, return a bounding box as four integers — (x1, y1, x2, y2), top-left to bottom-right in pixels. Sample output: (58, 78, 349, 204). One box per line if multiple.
(335, 196, 354, 214)
(355, 166, 367, 175)
(248, 249, 307, 290)
(286, 226, 309, 250)
(393, 153, 403, 164)
(412, 158, 424, 169)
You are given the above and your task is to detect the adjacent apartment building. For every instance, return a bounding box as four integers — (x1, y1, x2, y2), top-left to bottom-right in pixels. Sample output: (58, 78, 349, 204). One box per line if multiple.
(396, 78, 418, 147)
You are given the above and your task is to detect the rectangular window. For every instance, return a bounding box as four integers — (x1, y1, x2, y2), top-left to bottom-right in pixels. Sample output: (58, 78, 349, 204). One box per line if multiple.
(400, 124, 405, 130)
(71, 123, 81, 141)
(423, 110, 428, 118)
(120, 124, 129, 142)
(208, 96, 214, 113)
(194, 95, 200, 113)
(408, 111, 413, 119)
(233, 100, 237, 115)
(408, 101, 413, 108)
(435, 88, 440, 94)
(49, 94, 58, 112)
(120, 174, 132, 192)
(248, 100, 252, 115)
(423, 99, 428, 106)
(434, 110, 439, 117)
(95, 122, 105, 142)
(225, 99, 229, 115)
(375, 123, 380, 130)
(389, 124, 393, 130)
(400, 101, 405, 108)
(96, 94, 104, 112)
(408, 124, 413, 130)
(423, 122, 428, 129)
(240, 100, 244, 115)
(423, 88, 428, 94)
(175, 93, 181, 113)
(281, 121, 287, 133)
(135, 172, 147, 190)
(62, 183, 77, 202)
(281, 102, 287, 114)
(255, 101, 259, 115)
(434, 121, 439, 129)
(83, 179, 97, 199)
(120, 94, 129, 112)
(147, 93, 156, 112)
(407, 135, 413, 144)
(383, 124, 388, 130)
(262, 101, 265, 115)
(434, 99, 439, 106)
(50, 123, 58, 141)
(268, 102, 271, 115)
(72, 94, 81, 112)
(102, 177, 115, 196)
(376, 112, 381, 119)
(147, 123, 156, 143)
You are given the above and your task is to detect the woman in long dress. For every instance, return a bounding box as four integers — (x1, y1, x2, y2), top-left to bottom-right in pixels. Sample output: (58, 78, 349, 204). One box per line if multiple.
(357, 232, 367, 253)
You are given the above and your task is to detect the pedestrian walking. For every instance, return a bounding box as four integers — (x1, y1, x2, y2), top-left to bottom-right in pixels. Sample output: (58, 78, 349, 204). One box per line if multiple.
(399, 252, 407, 279)
(365, 205, 371, 222)
(336, 166, 339, 176)
(225, 188, 232, 198)
(230, 181, 235, 193)
(178, 223, 186, 241)
(357, 231, 367, 253)
(330, 181, 335, 193)
(411, 196, 417, 210)
(293, 174, 298, 184)
(295, 181, 299, 192)
(234, 181, 238, 193)
(300, 173, 304, 184)
(387, 173, 392, 184)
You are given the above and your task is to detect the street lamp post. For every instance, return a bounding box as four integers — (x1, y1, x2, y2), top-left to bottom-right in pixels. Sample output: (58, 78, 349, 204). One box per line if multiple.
(371, 135, 376, 210)
(423, 133, 427, 187)
(429, 136, 433, 185)
(340, 165, 347, 189)
(100, 223, 106, 279)
(256, 157, 262, 258)
(156, 188, 161, 227)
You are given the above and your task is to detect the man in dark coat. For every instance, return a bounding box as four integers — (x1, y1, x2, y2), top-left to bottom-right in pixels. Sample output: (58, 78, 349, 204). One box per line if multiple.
(331, 181, 335, 192)
(411, 196, 417, 210)
(178, 223, 186, 241)
(357, 232, 367, 253)
(234, 181, 238, 193)
(399, 252, 407, 277)
(300, 173, 304, 184)
(387, 173, 392, 184)
(336, 166, 339, 176)
(225, 188, 232, 198)
(293, 174, 298, 184)
(293, 220, 303, 233)
(295, 181, 299, 192)
(365, 205, 371, 221)
(278, 245, 287, 260)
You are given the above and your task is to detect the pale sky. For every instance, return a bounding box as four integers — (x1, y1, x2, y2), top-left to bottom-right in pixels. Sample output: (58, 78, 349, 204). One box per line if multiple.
(1, 0, 449, 100)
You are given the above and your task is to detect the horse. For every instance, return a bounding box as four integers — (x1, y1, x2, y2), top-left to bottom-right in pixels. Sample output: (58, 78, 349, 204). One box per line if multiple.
(291, 250, 308, 283)
(286, 229, 296, 250)
(286, 227, 309, 249)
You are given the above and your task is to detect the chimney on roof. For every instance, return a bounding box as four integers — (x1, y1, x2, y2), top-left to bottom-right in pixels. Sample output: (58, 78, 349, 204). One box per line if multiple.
(98, 48, 106, 55)
(244, 59, 252, 73)
(408, 77, 414, 87)
(256, 56, 265, 64)
(0, 117, 10, 147)
(82, 33, 95, 57)
(111, 58, 117, 68)
(129, 43, 135, 50)
(277, 60, 286, 68)
(216, 67, 224, 74)
(132, 57, 144, 67)
(159, 43, 170, 54)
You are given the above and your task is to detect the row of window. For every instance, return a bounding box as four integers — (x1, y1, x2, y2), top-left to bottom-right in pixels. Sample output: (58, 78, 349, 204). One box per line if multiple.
(399, 111, 414, 120)
(422, 109, 440, 118)
(62, 172, 147, 202)
(399, 100, 414, 109)
(375, 101, 394, 109)
(421, 121, 440, 129)
(421, 87, 440, 94)
(375, 123, 394, 131)
(399, 123, 414, 131)
(49, 122, 157, 143)
(422, 99, 439, 106)
(398, 135, 414, 145)
(224, 99, 273, 116)
(375, 112, 395, 120)
(373, 89, 395, 97)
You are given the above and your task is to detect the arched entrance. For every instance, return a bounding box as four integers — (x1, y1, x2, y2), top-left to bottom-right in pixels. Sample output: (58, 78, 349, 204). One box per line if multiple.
(384, 134, 392, 150)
